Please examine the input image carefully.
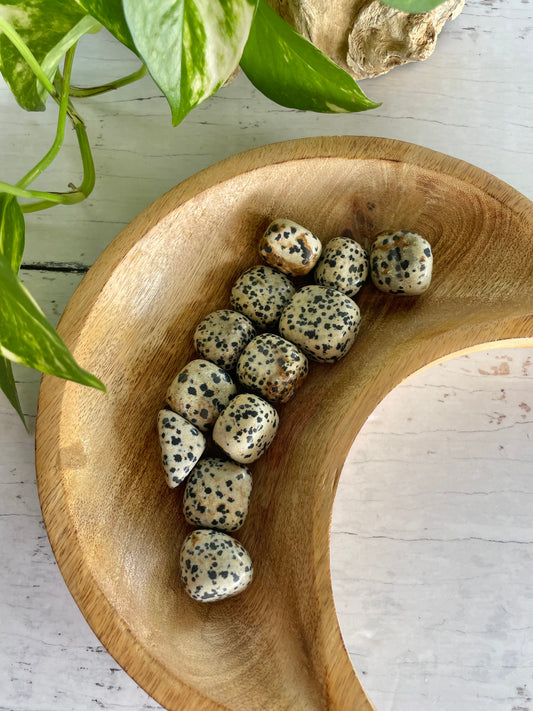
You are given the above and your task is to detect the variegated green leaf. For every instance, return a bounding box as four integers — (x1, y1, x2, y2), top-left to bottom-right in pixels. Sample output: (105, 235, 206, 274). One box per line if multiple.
(0, 194, 26, 427)
(0, 252, 105, 391)
(240, 0, 379, 113)
(0, 193, 24, 273)
(74, 0, 137, 54)
(122, 0, 257, 126)
(0, 355, 26, 428)
(0, 1, 100, 111)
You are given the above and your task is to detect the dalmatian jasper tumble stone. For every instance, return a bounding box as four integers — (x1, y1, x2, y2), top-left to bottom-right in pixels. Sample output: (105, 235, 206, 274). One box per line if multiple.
(314, 236, 369, 298)
(259, 219, 322, 276)
(157, 409, 205, 488)
(212, 393, 279, 464)
(370, 230, 433, 295)
(194, 309, 256, 370)
(236, 333, 308, 404)
(180, 529, 253, 602)
(183, 458, 252, 532)
(279, 285, 361, 363)
(166, 359, 237, 433)
(230, 265, 296, 330)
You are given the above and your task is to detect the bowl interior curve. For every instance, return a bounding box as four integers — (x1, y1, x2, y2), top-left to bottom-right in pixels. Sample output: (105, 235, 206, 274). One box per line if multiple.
(36, 137, 533, 711)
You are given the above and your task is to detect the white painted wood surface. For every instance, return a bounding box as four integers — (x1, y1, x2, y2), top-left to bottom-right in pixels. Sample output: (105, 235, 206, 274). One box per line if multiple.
(1, 2, 532, 709)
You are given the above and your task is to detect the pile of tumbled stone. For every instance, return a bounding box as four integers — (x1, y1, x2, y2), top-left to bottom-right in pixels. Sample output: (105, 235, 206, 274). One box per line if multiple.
(157, 221, 433, 602)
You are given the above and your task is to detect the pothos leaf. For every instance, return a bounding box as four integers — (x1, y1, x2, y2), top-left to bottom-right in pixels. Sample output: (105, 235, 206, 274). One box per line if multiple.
(122, 0, 257, 126)
(74, 0, 137, 54)
(0, 194, 26, 427)
(240, 0, 379, 113)
(0, 355, 27, 429)
(380, 0, 447, 12)
(0, 193, 25, 273)
(0, 252, 106, 391)
(0, 1, 100, 111)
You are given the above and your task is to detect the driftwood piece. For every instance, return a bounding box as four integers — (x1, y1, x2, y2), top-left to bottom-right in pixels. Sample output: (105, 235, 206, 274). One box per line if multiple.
(267, 0, 465, 79)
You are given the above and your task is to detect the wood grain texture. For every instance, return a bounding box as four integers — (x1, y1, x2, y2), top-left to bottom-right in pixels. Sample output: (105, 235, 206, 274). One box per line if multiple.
(267, 0, 465, 80)
(1, 3, 532, 707)
(34, 136, 533, 711)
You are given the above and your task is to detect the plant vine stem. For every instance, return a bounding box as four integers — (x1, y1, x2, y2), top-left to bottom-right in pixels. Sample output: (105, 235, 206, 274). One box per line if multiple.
(0, 23, 96, 212)
(20, 198, 61, 214)
(0, 16, 57, 99)
(69, 64, 147, 97)
(0, 17, 85, 127)
(74, 117, 96, 199)
(0, 181, 67, 203)
(17, 55, 75, 190)
(19, 110, 95, 213)
(0, 45, 94, 209)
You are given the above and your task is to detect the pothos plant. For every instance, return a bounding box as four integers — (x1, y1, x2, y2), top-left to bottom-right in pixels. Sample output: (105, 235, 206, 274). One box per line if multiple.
(0, 0, 444, 428)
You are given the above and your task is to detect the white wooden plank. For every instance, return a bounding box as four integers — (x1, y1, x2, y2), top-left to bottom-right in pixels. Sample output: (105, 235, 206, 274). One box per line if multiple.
(332, 349, 533, 711)
(0, 2, 530, 268)
(1, 0, 533, 708)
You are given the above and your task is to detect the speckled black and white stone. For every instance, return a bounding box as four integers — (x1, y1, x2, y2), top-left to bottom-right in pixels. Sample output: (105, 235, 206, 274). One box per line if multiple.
(314, 237, 369, 298)
(166, 359, 237, 433)
(279, 285, 361, 363)
(194, 309, 256, 371)
(157, 409, 205, 488)
(370, 230, 433, 295)
(212, 393, 279, 464)
(230, 265, 296, 330)
(180, 529, 253, 602)
(259, 219, 322, 276)
(236, 333, 308, 404)
(183, 458, 252, 532)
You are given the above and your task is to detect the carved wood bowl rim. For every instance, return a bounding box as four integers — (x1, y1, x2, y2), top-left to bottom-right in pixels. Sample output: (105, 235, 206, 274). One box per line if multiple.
(35, 136, 533, 711)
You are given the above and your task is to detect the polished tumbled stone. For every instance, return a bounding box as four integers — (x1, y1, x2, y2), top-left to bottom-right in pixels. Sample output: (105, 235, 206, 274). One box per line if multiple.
(370, 230, 433, 295)
(314, 236, 369, 298)
(259, 218, 322, 276)
(212, 393, 279, 464)
(157, 409, 205, 488)
(183, 458, 253, 532)
(180, 529, 253, 602)
(194, 309, 256, 370)
(230, 265, 296, 330)
(279, 285, 361, 363)
(236, 333, 308, 404)
(166, 359, 237, 432)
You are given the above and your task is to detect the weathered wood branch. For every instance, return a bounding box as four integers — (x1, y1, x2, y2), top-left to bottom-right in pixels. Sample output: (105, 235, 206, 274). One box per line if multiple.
(267, 0, 465, 79)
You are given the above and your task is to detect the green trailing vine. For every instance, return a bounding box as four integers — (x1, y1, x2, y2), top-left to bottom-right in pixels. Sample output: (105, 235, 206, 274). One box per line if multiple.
(0, 0, 444, 427)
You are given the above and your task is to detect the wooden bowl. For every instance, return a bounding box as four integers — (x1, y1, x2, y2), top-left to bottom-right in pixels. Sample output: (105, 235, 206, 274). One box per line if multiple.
(35, 137, 533, 711)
